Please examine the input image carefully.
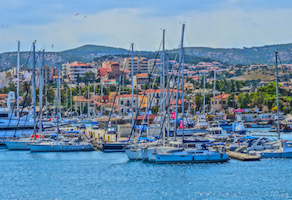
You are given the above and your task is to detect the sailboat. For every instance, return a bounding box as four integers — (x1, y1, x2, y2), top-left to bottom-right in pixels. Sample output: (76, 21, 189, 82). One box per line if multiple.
(5, 41, 40, 150)
(248, 50, 292, 158)
(29, 59, 94, 152)
(154, 24, 230, 164)
(126, 30, 171, 160)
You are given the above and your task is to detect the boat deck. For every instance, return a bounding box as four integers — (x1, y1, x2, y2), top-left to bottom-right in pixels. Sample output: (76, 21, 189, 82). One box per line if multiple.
(227, 151, 261, 161)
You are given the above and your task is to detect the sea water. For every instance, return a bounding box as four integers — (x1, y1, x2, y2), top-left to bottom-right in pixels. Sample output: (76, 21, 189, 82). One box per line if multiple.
(0, 128, 292, 200)
(0, 149, 291, 199)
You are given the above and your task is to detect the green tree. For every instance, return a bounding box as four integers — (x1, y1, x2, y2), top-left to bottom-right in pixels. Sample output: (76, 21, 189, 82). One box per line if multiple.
(195, 95, 203, 111)
(227, 93, 235, 107)
(81, 71, 96, 83)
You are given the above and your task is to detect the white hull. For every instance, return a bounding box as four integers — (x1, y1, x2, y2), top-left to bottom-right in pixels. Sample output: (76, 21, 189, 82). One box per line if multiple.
(30, 143, 94, 152)
(5, 141, 32, 150)
(126, 149, 142, 160)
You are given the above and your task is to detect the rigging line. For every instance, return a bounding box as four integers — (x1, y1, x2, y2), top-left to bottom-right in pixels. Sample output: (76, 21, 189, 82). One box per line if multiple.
(136, 43, 183, 145)
(156, 51, 184, 145)
(278, 53, 291, 98)
(4, 44, 33, 138)
(103, 44, 131, 135)
(185, 26, 191, 47)
(127, 41, 163, 141)
(138, 55, 180, 140)
(165, 32, 174, 50)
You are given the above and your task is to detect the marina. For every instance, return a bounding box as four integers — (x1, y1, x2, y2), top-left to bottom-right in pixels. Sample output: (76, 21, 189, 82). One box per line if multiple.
(2, 1, 292, 199)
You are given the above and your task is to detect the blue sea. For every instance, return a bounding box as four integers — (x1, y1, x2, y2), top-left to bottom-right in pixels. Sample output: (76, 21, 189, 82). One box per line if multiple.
(0, 128, 292, 200)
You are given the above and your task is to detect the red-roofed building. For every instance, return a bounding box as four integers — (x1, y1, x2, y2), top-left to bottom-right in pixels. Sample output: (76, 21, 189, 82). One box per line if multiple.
(139, 88, 182, 107)
(136, 73, 148, 85)
(0, 94, 8, 107)
(211, 94, 238, 111)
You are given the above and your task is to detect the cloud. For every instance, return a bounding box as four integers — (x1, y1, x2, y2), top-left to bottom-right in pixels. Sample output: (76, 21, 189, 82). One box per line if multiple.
(1, 1, 292, 52)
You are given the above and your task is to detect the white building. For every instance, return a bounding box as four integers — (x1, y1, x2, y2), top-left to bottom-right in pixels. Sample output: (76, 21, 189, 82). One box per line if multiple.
(62, 62, 96, 84)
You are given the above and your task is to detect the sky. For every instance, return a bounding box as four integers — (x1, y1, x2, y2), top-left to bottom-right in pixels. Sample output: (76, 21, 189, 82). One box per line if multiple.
(1, 0, 292, 52)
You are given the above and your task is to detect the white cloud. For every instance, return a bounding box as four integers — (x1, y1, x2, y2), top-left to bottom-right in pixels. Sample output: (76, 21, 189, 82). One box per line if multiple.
(1, 6, 292, 52)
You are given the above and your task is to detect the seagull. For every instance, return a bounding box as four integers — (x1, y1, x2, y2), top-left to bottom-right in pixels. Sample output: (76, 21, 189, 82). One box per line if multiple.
(74, 13, 79, 16)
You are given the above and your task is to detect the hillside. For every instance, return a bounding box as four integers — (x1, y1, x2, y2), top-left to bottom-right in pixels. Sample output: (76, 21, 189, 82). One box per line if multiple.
(1, 43, 292, 71)
(0, 45, 130, 71)
(182, 43, 292, 65)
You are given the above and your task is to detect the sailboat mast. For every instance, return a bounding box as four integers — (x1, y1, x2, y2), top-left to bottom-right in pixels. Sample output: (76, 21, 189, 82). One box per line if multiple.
(70, 86, 72, 115)
(45, 58, 48, 116)
(56, 64, 60, 140)
(32, 41, 37, 139)
(161, 29, 166, 145)
(88, 82, 90, 117)
(38, 50, 44, 134)
(166, 54, 170, 141)
(118, 75, 122, 116)
(93, 82, 96, 112)
(213, 67, 216, 114)
(180, 24, 185, 148)
(131, 43, 134, 127)
(100, 76, 103, 117)
(275, 50, 280, 139)
(174, 61, 181, 140)
(203, 67, 206, 115)
(17, 41, 20, 118)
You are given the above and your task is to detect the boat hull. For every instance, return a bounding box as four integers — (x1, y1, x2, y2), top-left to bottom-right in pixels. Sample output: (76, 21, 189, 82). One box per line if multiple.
(126, 149, 142, 160)
(30, 144, 94, 152)
(5, 141, 31, 150)
(155, 152, 229, 163)
(259, 152, 292, 158)
(176, 129, 209, 136)
(102, 143, 128, 152)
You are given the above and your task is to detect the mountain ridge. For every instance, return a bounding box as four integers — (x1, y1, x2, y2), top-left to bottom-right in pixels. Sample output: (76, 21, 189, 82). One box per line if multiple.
(1, 43, 292, 71)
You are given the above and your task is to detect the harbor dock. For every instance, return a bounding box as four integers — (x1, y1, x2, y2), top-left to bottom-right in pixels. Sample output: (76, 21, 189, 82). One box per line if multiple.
(226, 151, 261, 161)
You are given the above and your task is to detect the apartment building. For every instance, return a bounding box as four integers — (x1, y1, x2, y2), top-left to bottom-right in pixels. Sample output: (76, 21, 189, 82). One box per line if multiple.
(124, 57, 156, 75)
(62, 62, 96, 84)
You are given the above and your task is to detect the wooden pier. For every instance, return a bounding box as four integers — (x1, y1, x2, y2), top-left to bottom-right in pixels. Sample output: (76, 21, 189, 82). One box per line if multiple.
(227, 151, 261, 161)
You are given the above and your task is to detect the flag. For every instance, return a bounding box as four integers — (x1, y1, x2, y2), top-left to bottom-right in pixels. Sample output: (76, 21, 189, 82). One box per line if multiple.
(172, 111, 176, 119)
(179, 120, 183, 129)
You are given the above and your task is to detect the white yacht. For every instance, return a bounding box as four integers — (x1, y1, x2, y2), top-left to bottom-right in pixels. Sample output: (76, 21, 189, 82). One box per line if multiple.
(195, 115, 209, 129)
(207, 121, 230, 142)
(0, 92, 34, 131)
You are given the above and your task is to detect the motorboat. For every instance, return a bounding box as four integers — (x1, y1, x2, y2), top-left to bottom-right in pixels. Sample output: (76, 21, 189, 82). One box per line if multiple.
(195, 115, 208, 129)
(251, 140, 292, 158)
(207, 121, 230, 142)
(235, 137, 280, 154)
